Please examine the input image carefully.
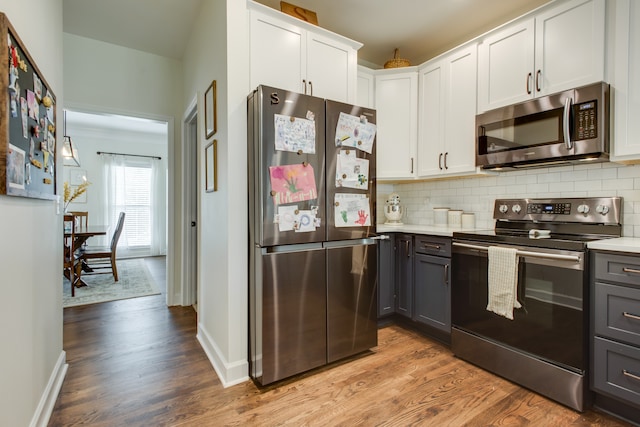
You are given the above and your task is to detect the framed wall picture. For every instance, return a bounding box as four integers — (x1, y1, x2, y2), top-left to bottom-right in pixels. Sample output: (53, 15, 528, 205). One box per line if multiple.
(204, 80, 217, 139)
(205, 140, 217, 192)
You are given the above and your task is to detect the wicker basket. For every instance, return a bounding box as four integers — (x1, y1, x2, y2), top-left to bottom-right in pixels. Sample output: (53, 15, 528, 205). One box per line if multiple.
(384, 48, 411, 69)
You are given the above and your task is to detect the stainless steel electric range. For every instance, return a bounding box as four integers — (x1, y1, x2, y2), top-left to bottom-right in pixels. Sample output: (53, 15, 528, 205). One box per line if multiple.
(451, 197, 622, 412)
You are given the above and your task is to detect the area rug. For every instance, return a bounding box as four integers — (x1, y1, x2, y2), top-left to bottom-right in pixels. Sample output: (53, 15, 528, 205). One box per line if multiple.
(63, 258, 160, 308)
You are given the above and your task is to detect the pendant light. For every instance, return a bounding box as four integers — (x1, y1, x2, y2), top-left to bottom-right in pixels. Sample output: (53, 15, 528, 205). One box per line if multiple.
(62, 109, 80, 166)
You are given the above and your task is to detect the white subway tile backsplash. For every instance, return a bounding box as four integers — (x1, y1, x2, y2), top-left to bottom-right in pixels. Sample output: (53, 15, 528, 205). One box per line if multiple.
(618, 165, 640, 178)
(603, 178, 634, 190)
(380, 163, 640, 237)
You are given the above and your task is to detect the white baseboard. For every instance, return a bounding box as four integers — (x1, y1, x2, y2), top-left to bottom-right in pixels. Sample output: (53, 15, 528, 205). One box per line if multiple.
(196, 324, 249, 388)
(30, 351, 68, 427)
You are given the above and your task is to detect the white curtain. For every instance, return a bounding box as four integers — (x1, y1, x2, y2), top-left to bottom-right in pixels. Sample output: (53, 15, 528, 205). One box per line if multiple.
(102, 153, 166, 257)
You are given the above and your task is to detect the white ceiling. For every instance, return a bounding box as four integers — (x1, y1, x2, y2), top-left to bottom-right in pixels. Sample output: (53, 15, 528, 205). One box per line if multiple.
(63, 0, 551, 66)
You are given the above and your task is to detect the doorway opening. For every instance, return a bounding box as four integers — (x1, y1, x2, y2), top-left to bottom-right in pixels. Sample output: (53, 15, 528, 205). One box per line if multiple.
(63, 109, 169, 300)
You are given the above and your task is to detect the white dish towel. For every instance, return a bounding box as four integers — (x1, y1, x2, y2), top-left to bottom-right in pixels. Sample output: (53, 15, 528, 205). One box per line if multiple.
(486, 246, 521, 320)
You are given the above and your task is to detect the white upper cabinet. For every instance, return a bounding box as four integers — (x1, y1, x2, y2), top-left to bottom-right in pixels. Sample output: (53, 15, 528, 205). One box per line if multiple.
(375, 68, 419, 180)
(249, 4, 360, 103)
(478, 0, 605, 112)
(611, 0, 640, 162)
(357, 66, 375, 109)
(418, 44, 478, 178)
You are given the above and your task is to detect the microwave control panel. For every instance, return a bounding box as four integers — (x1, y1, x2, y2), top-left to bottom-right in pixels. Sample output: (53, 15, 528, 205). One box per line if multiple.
(575, 101, 597, 140)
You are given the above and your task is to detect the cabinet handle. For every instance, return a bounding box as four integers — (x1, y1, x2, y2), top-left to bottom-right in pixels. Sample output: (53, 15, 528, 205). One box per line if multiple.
(444, 152, 449, 170)
(422, 243, 441, 250)
(444, 264, 449, 286)
(308, 81, 313, 96)
(406, 241, 410, 258)
(622, 267, 640, 275)
(302, 79, 307, 94)
(622, 369, 640, 381)
(535, 70, 541, 92)
(526, 72, 532, 95)
(411, 157, 414, 174)
(623, 311, 640, 321)
(438, 153, 443, 170)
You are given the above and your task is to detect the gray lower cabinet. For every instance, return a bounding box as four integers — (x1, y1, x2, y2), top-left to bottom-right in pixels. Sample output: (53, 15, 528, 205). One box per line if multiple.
(414, 254, 450, 332)
(395, 233, 413, 318)
(377, 232, 452, 338)
(591, 251, 640, 419)
(413, 236, 451, 333)
(378, 234, 395, 317)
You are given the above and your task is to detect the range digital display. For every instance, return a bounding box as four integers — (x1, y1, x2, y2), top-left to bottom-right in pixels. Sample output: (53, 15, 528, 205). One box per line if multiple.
(527, 203, 571, 214)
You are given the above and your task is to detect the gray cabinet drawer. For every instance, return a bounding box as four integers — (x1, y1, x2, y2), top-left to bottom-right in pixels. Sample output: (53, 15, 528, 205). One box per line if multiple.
(594, 253, 640, 288)
(595, 282, 640, 347)
(593, 337, 640, 407)
(414, 235, 450, 257)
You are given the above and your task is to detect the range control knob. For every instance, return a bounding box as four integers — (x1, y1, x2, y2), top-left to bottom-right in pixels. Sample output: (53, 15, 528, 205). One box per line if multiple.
(577, 204, 590, 214)
(512, 204, 522, 214)
(596, 205, 609, 215)
(499, 204, 509, 214)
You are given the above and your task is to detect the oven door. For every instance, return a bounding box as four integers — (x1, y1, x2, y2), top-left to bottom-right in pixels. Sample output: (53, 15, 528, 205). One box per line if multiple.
(451, 240, 587, 372)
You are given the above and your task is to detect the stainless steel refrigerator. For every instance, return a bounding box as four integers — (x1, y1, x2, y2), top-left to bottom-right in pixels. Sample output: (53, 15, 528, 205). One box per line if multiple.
(248, 85, 378, 386)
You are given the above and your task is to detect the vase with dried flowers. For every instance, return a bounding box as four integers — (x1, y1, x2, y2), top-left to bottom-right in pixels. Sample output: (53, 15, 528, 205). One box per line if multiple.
(63, 181, 91, 212)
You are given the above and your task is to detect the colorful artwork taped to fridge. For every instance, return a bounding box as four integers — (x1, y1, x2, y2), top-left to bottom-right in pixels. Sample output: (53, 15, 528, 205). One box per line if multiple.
(275, 205, 320, 233)
(334, 112, 376, 154)
(294, 209, 317, 233)
(269, 163, 318, 205)
(275, 205, 298, 231)
(334, 193, 371, 227)
(336, 149, 369, 190)
(274, 114, 316, 154)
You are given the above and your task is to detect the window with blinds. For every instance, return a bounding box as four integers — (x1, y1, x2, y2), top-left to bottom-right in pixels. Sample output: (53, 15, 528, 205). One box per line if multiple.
(113, 163, 152, 247)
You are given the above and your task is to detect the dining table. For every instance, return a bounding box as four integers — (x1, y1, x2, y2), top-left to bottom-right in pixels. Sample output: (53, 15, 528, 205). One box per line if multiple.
(64, 224, 108, 287)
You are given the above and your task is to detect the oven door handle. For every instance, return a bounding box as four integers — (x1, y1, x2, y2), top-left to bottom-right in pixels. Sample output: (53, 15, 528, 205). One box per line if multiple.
(452, 242, 582, 263)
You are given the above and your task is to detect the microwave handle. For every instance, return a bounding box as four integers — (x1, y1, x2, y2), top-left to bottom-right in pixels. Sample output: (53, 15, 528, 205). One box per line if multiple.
(563, 97, 573, 150)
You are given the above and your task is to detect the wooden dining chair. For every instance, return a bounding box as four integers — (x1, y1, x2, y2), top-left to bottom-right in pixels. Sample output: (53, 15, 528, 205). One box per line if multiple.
(63, 214, 82, 296)
(80, 212, 125, 281)
(69, 211, 88, 230)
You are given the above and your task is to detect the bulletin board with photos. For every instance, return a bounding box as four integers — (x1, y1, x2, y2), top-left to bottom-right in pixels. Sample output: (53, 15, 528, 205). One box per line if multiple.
(1, 13, 57, 200)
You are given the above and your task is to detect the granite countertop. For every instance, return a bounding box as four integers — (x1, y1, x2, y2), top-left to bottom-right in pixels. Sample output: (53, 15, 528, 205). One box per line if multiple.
(376, 223, 487, 237)
(587, 237, 640, 254)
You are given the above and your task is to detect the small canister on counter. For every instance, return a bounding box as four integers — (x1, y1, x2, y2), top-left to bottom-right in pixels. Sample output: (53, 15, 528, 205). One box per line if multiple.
(434, 207, 449, 227)
(448, 210, 463, 228)
(461, 212, 475, 229)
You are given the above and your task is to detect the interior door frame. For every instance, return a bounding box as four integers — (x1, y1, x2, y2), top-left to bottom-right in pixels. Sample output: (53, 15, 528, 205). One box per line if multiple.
(181, 96, 199, 306)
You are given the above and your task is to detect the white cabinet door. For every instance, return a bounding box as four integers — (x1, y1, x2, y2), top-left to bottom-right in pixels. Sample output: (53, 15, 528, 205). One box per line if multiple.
(443, 44, 478, 175)
(417, 61, 445, 177)
(535, 0, 605, 96)
(249, 6, 360, 103)
(478, 0, 605, 112)
(611, 0, 640, 162)
(250, 10, 305, 93)
(357, 66, 375, 108)
(478, 20, 534, 112)
(375, 69, 419, 180)
(306, 32, 357, 103)
(418, 44, 477, 178)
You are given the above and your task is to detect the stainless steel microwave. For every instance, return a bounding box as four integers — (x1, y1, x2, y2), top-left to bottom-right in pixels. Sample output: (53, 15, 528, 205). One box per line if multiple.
(476, 82, 609, 170)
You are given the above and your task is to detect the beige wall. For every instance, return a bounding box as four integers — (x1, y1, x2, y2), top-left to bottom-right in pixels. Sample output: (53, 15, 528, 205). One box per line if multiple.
(181, 0, 251, 386)
(0, 1, 65, 426)
(63, 33, 184, 303)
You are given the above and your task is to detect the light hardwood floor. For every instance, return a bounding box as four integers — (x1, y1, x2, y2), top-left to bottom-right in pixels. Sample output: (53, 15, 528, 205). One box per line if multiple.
(49, 261, 632, 426)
